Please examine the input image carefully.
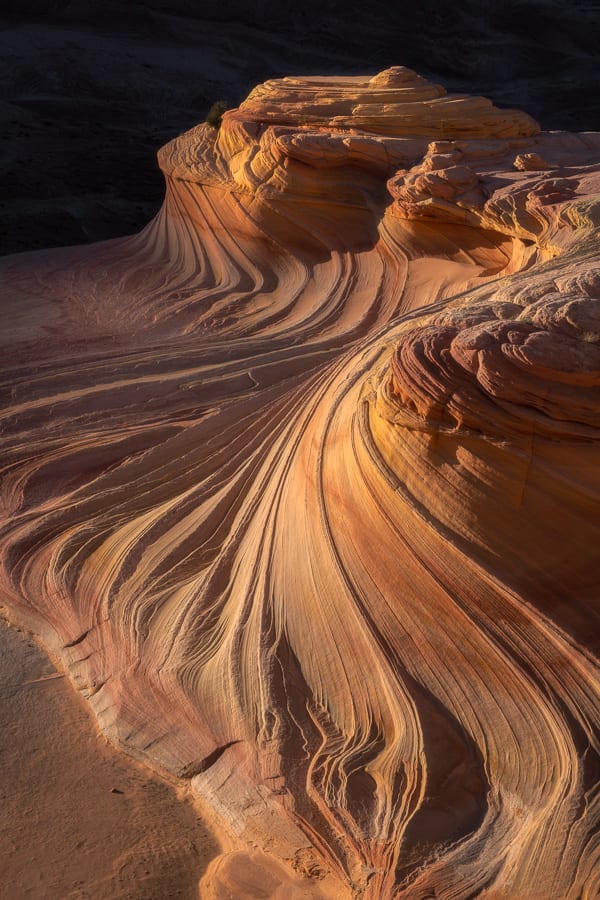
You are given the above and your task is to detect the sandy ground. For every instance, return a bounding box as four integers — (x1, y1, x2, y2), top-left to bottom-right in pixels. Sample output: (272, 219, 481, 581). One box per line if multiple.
(0, 617, 218, 900)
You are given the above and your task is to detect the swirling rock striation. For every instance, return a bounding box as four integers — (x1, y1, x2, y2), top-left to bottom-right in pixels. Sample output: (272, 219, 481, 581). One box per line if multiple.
(0, 68, 599, 898)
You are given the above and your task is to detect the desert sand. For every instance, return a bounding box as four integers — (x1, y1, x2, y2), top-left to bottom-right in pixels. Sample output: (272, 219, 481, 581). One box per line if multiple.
(0, 615, 218, 898)
(0, 67, 599, 898)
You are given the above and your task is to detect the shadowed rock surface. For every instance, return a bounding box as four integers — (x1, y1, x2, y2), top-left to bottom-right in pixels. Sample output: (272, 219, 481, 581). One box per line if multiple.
(0, 67, 599, 898)
(1, 1, 599, 254)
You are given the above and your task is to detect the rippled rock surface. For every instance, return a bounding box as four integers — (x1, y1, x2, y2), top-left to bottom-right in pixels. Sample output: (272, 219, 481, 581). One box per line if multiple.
(1, 68, 599, 899)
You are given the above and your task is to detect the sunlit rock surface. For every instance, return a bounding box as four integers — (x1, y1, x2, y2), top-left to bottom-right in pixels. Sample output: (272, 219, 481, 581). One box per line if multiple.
(0, 68, 599, 899)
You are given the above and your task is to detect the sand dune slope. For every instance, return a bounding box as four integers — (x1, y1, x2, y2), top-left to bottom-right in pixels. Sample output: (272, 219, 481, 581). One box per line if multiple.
(1, 68, 599, 899)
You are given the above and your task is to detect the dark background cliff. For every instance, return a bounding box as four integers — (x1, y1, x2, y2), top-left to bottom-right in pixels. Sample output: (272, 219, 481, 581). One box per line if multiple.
(1, 0, 599, 255)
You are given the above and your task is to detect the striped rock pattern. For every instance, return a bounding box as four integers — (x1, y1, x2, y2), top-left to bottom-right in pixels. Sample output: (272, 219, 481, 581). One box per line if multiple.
(1, 68, 599, 898)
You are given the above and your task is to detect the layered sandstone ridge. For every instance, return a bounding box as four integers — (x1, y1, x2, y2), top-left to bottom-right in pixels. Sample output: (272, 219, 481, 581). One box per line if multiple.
(0, 69, 599, 899)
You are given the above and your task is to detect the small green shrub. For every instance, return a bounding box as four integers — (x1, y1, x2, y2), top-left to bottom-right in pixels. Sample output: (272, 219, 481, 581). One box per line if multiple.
(206, 101, 228, 130)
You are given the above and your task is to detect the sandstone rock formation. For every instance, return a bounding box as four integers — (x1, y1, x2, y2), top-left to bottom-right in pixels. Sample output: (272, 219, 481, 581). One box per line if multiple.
(0, 67, 599, 898)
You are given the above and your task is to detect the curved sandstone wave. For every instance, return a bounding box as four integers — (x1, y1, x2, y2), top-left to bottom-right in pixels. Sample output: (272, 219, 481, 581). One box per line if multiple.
(0, 68, 599, 898)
